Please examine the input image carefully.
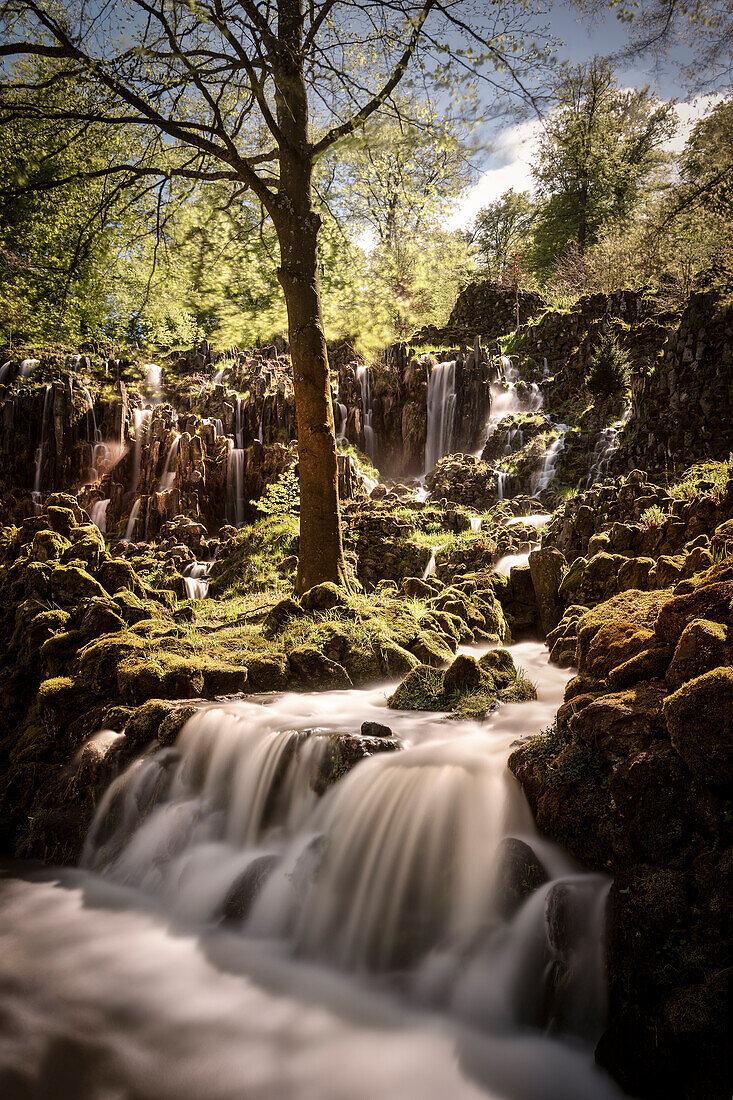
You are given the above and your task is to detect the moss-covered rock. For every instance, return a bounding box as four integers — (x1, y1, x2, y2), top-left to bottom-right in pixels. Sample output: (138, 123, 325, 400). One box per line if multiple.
(389, 665, 446, 711)
(664, 668, 733, 788)
(29, 529, 72, 563)
(666, 619, 731, 691)
(300, 582, 347, 611)
(50, 563, 107, 606)
(117, 651, 205, 704)
(287, 645, 351, 689)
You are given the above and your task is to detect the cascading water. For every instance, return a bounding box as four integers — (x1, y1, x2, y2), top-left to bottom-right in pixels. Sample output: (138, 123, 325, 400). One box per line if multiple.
(584, 409, 630, 487)
(0, 360, 12, 384)
(48, 641, 623, 1100)
(31, 384, 52, 510)
(19, 357, 39, 377)
(144, 363, 162, 403)
(227, 444, 245, 528)
(470, 516, 482, 533)
(182, 561, 212, 599)
(425, 361, 456, 473)
(90, 498, 110, 533)
(159, 433, 180, 491)
(532, 427, 569, 496)
(235, 397, 244, 448)
(80, 386, 101, 443)
(356, 365, 377, 463)
(336, 401, 348, 442)
(130, 408, 152, 491)
(124, 498, 142, 542)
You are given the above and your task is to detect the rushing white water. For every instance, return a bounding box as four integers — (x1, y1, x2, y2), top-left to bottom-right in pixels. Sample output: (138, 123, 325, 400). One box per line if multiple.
(124, 498, 142, 542)
(130, 408, 152, 491)
(584, 410, 630, 487)
(336, 401, 348, 442)
(81, 385, 100, 442)
(159, 433, 180, 491)
(90, 498, 110, 534)
(423, 546, 441, 578)
(19, 357, 40, 377)
(227, 445, 245, 527)
(425, 361, 456, 473)
(470, 516, 483, 533)
(505, 514, 552, 529)
(531, 428, 568, 496)
(144, 363, 162, 403)
(182, 561, 211, 599)
(0, 642, 625, 1100)
(494, 547, 539, 576)
(31, 384, 53, 510)
(357, 365, 377, 463)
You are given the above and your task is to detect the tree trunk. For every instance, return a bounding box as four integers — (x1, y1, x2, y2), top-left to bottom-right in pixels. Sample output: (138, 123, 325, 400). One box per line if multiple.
(277, 208, 348, 594)
(271, 0, 347, 594)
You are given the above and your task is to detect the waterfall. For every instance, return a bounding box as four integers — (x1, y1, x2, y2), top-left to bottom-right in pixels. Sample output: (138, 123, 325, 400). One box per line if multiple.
(527, 383, 543, 413)
(124, 498, 142, 542)
(356, 366, 376, 463)
(81, 386, 101, 442)
(90, 499, 110, 534)
(213, 418, 224, 437)
(31, 384, 53, 509)
(19, 358, 39, 377)
(80, 643, 611, 1050)
(423, 548, 438, 579)
(182, 562, 211, 600)
(144, 363, 162, 403)
(336, 402, 348, 442)
(0, 361, 12, 384)
(470, 516, 482, 533)
(159, 433, 181, 491)
(424, 361, 456, 473)
(532, 428, 568, 496)
(227, 445, 245, 528)
(235, 398, 243, 448)
(130, 409, 152, 491)
(212, 368, 225, 385)
(496, 470, 507, 500)
(585, 410, 630, 487)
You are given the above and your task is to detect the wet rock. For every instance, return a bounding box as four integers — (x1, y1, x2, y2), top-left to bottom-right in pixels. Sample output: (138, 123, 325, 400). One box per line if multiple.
(656, 577, 733, 645)
(50, 564, 107, 606)
(360, 720, 393, 738)
(117, 652, 205, 704)
(479, 647, 516, 689)
(246, 654, 289, 692)
(220, 854, 278, 921)
(310, 730, 401, 795)
(402, 576, 434, 599)
(664, 668, 733, 788)
(409, 630, 455, 667)
(495, 837, 548, 919)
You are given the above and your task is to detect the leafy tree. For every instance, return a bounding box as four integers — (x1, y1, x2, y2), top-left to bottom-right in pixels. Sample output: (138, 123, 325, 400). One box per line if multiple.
(467, 189, 537, 280)
(586, 331, 631, 398)
(531, 58, 676, 277)
(0, 0, 553, 592)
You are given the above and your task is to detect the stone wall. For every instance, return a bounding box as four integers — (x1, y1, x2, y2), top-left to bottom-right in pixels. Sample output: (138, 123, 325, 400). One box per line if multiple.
(613, 288, 733, 476)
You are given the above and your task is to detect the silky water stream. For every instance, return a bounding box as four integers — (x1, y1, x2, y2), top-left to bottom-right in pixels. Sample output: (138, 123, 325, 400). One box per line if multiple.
(0, 639, 625, 1100)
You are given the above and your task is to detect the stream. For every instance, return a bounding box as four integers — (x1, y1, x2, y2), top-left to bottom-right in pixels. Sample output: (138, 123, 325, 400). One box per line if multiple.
(0, 640, 625, 1100)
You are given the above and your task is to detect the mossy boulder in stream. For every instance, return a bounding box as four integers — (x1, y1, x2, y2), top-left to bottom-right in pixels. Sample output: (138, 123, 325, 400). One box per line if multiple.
(664, 667, 733, 788)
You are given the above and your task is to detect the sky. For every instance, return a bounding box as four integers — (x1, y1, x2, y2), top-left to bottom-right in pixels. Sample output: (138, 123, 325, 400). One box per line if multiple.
(448, 1, 724, 229)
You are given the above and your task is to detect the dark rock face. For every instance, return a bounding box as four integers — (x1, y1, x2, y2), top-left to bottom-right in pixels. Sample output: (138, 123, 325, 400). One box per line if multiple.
(614, 289, 733, 476)
(411, 281, 545, 346)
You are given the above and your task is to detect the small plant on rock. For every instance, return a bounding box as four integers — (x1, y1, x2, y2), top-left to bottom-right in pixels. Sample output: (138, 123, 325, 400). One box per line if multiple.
(641, 504, 667, 528)
(585, 332, 631, 398)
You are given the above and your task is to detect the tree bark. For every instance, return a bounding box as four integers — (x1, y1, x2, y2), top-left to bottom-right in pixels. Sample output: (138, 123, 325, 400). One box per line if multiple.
(276, 205, 348, 594)
(272, 0, 347, 595)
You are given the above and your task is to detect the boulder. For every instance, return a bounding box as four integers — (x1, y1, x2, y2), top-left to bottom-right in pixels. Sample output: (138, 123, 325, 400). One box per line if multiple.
(287, 646, 351, 689)
(300, 582, 348, 612)
(665, 618, 731, 691)
(495, 837, 548, 919)
(443, 654, 483, 697)
(220, 855, 278, 921)
(569, 682, 667, 756)
(528, 546, 567, 635)
(664, 667, 733, 788)
(389, 665, 445, 711)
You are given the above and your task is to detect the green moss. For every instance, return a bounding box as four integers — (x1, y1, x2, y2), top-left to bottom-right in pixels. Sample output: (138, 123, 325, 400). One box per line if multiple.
(389, 665, 446, 711)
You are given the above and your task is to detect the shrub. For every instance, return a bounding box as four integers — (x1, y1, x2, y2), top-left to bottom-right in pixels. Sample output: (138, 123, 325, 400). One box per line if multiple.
(641, 504, 667, 528)
(585, 332, 631, 398)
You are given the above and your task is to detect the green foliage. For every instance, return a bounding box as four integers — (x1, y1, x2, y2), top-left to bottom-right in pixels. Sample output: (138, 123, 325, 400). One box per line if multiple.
(641, 505, 668, 528)
(585, 332, 631, 397)
(531, 58, 676, 278)
(467, 189, 537, 280)
(669, 460, 732, 501)
(254, 468, 300, 517)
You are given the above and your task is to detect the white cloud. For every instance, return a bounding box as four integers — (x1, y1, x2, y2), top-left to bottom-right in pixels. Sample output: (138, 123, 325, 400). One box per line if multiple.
(447, 93, 726, 232)
(447, 117, 543, 230)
